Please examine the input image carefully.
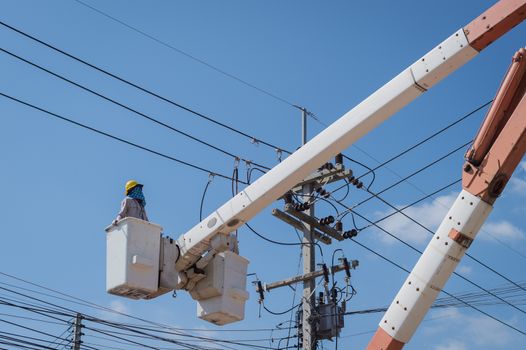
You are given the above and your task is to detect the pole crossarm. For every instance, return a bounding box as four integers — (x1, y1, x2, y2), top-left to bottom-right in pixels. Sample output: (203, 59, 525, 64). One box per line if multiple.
(258, 261, 359, 293)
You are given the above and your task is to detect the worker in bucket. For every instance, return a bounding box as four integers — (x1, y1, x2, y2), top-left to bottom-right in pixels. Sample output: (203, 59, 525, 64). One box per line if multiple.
(112, 180, 149, 224)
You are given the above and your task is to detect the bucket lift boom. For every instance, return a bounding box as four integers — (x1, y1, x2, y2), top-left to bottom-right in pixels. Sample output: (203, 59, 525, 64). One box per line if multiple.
(105, 0, 526, 327)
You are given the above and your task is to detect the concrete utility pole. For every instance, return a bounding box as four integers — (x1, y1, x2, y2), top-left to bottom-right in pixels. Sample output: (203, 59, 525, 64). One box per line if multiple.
(300, 107, 316, 350)
(72, 313, 83, 350)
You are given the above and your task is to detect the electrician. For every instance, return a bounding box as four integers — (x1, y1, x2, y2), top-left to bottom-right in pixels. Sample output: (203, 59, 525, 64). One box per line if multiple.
(113, 180, 149, 224)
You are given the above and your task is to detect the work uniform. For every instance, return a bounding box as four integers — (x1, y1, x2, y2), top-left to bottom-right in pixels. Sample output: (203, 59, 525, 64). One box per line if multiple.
(115, 197, 149, 222)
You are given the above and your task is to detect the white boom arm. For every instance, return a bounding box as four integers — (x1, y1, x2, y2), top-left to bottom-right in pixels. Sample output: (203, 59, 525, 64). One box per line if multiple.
(176, 0, 526, 274)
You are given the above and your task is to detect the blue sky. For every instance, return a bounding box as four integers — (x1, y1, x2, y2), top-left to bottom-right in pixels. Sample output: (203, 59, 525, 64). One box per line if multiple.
(1, 1, 525, 349)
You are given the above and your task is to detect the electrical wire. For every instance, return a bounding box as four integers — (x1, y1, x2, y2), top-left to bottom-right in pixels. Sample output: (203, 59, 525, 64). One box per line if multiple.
(0, 271, 282, 334)
(199, 175, 213, 221)
(0, 285, 280, 350)
(0, 20, 292, 156)
(348, 239, 526, 337)
(0, 91, 248, 184)
(0, 47, 272, 171)
(332, 194, 526, 315)
(362, 100, 492, 178)
(245, 223, 324, 259)
(72, 0, 298, 108)
(358, 184, 526, 295)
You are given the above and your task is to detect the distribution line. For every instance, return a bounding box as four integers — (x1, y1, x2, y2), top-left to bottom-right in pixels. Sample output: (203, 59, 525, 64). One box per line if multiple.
(0, 19, 494, 178)
(0, 91, 248, 184)
(307, 100, 491, 208)
(72, 0, 298, 108)
(349, 239, 526, 337)
(0, 295, 267, 350)
(0, 271, 281, 333)
(0, 20, 290, 155)
(330, 197, 526, 315)
(0, 46, 271, 171)
(0, 279, 283, 350)
(359, 185, 526, 294)
(0, 333, 62, 350)
(363, 100, 492, 176)
(338, 140, 471, 216)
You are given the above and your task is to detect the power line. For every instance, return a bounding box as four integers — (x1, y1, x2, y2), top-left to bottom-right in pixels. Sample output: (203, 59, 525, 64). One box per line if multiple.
(359, 185, 526, 294)
(0, 91, 248, 184)
(0, 20, 290, 155)
(72, 0, 298, 108)
(330, 195, 526, 316)
(348, 238, 526, 337)
(0, 46, 272, 171)
(0, 274, 285, 350)
(0, 271, 281, 333)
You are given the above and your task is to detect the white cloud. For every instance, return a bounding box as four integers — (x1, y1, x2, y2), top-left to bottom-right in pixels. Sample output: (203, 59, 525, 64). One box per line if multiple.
(467, 314, 515, 347)
(479, 220, 525, 242)
(424, 308, 515, 348)
(96, 300, 131, 322)
(374, 193, 457, 245)
(434, 340, 468, 350)
(457, 265, 472, 275)
(109, 300, 129, 313)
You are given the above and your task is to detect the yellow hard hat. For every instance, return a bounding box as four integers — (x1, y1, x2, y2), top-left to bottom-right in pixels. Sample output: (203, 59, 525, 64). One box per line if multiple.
(125, 180, 143, 195)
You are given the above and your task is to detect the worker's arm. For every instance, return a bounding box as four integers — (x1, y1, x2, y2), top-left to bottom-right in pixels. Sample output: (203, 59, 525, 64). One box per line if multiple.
(114, 198, 129, 223)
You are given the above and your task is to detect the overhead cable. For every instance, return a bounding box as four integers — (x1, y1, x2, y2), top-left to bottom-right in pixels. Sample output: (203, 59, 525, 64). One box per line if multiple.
(72, 0, 298, 108)
(0, 46, 271, 170)
(0, 91, 248, 184)
(0, 20, 289, 155)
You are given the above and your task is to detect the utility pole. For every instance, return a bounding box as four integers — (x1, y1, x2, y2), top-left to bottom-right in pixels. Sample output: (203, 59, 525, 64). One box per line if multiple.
(72, 313, 83, 350)
(257, 109, 356, 349)
(300, 107, 316, 350)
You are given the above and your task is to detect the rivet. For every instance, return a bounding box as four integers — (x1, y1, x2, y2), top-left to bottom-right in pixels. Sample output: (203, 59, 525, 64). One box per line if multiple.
(392, 327, 395, 330)
(408, 281, 412, 285)
(482, 16, 486, 20)
(396, 300, 399, 304)
(449, 216, 452, 220)
(426, 69, 429, 72)
(445, 242, 449, 246)
(436, 236, 440, 239)
(404, 307, 407, 311)
(416, 288, 420, 292)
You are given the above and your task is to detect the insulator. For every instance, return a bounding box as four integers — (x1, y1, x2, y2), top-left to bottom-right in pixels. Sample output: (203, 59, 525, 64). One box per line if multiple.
(322, 264, 329, 284)
(319, 292, 324, 304)
(335, 221, 343, 232)
(343, 229, 358, 239)
(284, 192, 293, 204)
(356, 181, 363, 189)
(319, 215, 334, 225)
(335, 153, 343, 165)
(343, 258, 351, 278)
(352, 178, 359, 186)
(295, 202, 311, 211)
(331, 287, 338, 302)
(256, 281, 265, 301)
